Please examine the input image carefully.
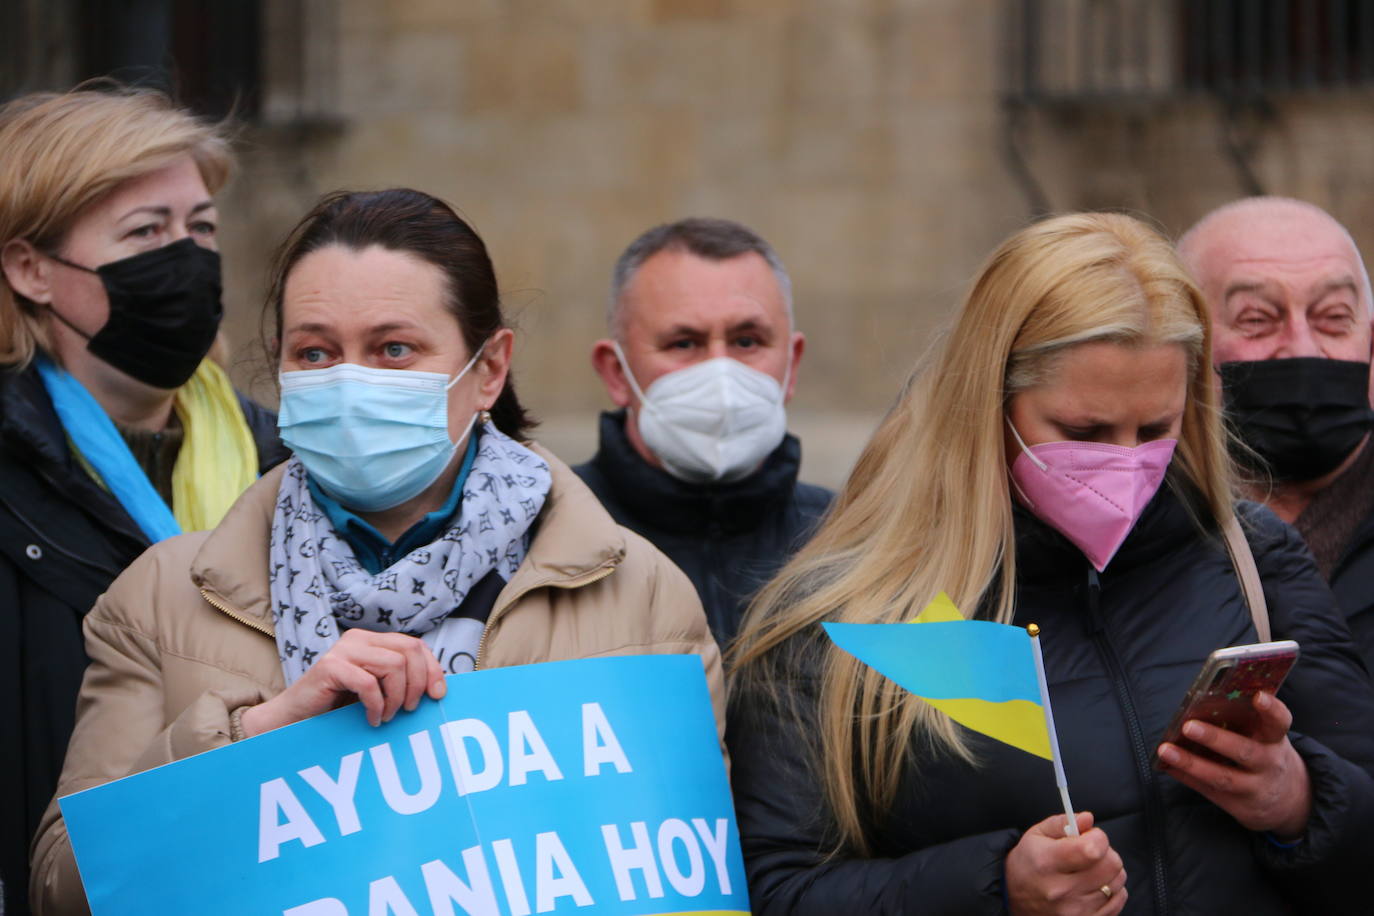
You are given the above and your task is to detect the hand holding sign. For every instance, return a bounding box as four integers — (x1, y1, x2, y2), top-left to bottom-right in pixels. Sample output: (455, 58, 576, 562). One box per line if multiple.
(242, 630, 448, 734)
(61, 655, 749, 916)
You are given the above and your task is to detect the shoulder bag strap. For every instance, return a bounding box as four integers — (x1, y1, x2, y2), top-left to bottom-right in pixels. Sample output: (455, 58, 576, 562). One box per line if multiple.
(1221, 513, 1271, 642)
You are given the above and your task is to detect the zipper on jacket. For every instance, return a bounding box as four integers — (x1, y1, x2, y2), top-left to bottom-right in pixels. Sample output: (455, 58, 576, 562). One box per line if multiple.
(707, 513, 726, 639)
(1086, 566, 1171, 916)
(474, 563, 617, 670)
(199, 586, 274, 638)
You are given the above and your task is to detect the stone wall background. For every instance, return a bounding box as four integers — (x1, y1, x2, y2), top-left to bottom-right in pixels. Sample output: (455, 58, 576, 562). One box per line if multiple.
(216, 0, 1028, 487)
(14, 0, 1374, 487)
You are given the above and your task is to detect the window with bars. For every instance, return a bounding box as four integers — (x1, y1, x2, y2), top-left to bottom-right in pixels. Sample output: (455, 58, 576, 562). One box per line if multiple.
(1006, 0, 1374, 105)
(2, 0, 338, 127)
(76, 0, 263, 119)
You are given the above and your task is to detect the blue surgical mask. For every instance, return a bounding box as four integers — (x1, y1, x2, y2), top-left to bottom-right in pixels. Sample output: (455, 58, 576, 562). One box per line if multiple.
(277, 346, 485, 512)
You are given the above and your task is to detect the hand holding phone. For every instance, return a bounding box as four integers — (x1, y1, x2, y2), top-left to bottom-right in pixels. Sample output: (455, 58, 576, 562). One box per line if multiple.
(1156, 640, 1299, 763)
(1155, 640, 1311, 837)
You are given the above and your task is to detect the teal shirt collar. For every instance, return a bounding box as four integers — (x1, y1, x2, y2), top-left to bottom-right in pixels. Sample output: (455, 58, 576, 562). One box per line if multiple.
(307, 432, 480, 575)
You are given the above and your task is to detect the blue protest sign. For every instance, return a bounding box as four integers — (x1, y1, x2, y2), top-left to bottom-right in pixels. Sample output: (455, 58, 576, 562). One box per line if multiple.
(60, 655, 749, 915)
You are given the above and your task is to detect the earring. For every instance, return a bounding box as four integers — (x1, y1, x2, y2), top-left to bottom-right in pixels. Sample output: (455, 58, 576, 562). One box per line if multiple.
(479, 409, 492, 425)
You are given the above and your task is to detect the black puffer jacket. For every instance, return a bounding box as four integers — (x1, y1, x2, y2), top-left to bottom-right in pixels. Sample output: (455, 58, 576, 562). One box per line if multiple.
(573, 409, 832, 646)
(730, 485, 1374, 915)
(0, 364, 286, 916)
(1328, 506, 1374, 672)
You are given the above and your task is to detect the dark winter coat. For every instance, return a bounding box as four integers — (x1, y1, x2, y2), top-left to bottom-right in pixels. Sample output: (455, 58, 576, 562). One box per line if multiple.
(573, 409, 832, 647)
(730, 484, 1374, 915)
(0, 364, 286, 916)
(1328, 507, 1374, 673)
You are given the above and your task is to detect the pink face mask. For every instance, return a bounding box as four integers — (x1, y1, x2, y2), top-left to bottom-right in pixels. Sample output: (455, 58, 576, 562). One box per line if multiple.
(1007, 420, 1177, 572)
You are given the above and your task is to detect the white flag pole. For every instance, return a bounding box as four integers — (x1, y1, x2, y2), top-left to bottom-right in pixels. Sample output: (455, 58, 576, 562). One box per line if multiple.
(1027, 623, 1079, 837)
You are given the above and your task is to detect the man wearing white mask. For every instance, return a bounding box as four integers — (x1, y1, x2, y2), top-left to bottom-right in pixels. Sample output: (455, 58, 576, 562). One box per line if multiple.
(574, 218, 832, 645)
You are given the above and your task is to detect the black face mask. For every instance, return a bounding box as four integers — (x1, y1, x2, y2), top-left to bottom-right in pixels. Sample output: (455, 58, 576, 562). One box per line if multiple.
(46, 238, 223, 390)
(1219, 357, 1374, 482)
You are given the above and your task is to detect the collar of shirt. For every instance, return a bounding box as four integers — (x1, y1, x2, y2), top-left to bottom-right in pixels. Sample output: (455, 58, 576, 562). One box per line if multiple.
(306, 431, 480, 575)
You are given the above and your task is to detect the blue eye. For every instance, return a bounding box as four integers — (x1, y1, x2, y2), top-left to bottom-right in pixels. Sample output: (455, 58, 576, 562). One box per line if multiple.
(384, 342, 413, 359)
(301, 347, 328, 364)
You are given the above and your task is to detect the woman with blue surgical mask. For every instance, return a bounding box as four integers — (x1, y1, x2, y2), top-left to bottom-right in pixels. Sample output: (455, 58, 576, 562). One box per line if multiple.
(30, 189, 725, 913)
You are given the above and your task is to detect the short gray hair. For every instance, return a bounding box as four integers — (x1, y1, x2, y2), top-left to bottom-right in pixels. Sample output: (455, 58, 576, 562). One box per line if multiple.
(608, 217, 793, 337)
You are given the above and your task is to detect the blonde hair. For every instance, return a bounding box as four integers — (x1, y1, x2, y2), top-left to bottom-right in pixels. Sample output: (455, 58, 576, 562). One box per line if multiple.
(730, 212, 1235, 855)
(0, 85, 233, 367)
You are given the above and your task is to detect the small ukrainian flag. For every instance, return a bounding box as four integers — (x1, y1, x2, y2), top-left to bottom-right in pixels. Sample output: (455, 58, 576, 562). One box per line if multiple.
(821, 593, 1052, 760)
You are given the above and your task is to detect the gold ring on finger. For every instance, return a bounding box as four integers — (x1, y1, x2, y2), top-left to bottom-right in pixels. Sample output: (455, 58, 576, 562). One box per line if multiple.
(1100, 884, 1113, 899)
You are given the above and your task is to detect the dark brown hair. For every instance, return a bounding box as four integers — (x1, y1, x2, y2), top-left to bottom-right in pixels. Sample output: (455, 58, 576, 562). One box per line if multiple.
(264, 189, 534, 440)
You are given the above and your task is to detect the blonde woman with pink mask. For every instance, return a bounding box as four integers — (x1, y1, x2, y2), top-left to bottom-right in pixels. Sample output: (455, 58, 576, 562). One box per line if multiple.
(729, 213, 1374, 915)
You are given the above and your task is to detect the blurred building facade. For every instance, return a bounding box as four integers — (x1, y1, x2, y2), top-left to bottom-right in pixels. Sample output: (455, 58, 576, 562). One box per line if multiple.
(6, 0, 1374, 485)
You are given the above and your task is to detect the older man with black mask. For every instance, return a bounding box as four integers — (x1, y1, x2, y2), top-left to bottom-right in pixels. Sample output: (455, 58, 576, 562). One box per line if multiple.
(1180, 197, 1374, 665)
(574, 218, 832, 647)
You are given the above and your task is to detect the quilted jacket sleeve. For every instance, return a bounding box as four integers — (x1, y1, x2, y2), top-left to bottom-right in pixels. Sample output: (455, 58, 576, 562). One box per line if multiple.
(597, 528, 727, 749)
(29, 548, 270, 916)
(1240, 502, 1374, 913)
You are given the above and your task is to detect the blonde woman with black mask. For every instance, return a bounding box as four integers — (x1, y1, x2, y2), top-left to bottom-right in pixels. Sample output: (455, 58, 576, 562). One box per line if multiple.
(0, 86, 284, 914)
(729, 213, 1374, 915)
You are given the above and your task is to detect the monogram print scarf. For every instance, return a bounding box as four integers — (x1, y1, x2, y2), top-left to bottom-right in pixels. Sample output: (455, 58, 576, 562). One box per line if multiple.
(268, 424, 552, 684)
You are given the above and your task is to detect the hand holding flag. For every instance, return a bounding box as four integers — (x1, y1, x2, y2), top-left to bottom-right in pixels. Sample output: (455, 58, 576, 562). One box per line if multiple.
(822, 593, 1127, 909)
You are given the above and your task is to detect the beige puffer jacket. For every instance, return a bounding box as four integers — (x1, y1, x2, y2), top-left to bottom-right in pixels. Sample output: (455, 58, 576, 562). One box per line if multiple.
(30, 446, 723, 915)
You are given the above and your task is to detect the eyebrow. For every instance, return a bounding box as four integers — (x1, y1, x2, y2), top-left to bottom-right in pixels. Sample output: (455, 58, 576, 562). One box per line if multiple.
(657, 323, 705, 340)
(365, 321, 424, 335)
(283, 320, 424, 337)
(282, 321, 333, 337)
(1310, 277, 1359, 302)
(728, 318, 770, 335)
(1056, 411, 1180, 429)
(117, 200, 216, 221)
(657, 318, 773, 339)
(1223, 279, 1281, 302)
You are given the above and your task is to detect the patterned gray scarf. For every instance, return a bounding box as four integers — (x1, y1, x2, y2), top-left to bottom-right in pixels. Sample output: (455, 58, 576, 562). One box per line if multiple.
(268, 424, 552, 685)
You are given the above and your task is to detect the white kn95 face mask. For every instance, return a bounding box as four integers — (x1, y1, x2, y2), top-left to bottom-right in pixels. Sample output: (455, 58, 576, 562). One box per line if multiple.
(614, 342, 789, 484)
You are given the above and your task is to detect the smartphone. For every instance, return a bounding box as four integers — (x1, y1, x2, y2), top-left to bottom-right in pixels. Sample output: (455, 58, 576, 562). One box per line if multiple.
(1155, 640, 1300, 767)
